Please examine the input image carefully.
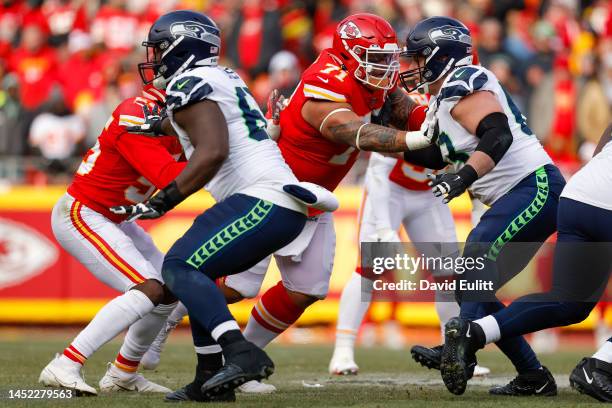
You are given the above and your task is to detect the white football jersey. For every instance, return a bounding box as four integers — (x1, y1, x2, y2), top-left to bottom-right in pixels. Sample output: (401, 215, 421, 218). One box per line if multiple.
(561, 139, 612, 211)
(165, 65, 304, 213)
(429, 65, 552, 206)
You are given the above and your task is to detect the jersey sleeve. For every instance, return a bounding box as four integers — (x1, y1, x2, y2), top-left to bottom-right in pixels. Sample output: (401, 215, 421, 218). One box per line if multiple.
(165, 70, 215, 112)
(115, 134, 186, 189)
(302, 67, 351, 104)
(437, 65, 496, 110)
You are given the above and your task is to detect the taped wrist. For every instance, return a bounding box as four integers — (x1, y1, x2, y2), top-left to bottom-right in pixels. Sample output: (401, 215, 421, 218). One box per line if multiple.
(151, 180, 185, 212)
(475, 112, 513, 164)
(457, 164, 478, 188)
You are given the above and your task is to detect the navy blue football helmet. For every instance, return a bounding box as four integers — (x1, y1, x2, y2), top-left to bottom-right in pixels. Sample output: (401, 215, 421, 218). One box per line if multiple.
(399, 16, 473, 93)
(138, 10, 220, 88)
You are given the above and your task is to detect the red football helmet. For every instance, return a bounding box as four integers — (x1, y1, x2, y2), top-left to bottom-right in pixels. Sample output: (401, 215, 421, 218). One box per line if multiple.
(332, 13, 400, 90)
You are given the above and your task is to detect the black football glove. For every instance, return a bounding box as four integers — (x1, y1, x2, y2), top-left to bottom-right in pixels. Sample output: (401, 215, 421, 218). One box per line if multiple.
(427, 165, 478, 203)
(125, 104, 166, 136)
(110, 181, 184, 221)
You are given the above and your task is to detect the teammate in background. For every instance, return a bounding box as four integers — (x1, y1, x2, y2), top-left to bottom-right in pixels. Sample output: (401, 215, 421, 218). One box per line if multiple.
(437, 124, 612, 402)
(113, 10, 339, 402)
(38, 85, 184, 395)
(401, 17, 565, 396)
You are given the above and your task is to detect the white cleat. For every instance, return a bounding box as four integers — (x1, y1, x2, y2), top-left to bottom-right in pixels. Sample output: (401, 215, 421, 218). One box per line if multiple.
(329, 350, 359, 375)
(237, 380, 277, 394)
(473, 365, 491, 377)
(99, 363, 171, 393)
(39, 354, 97, 396)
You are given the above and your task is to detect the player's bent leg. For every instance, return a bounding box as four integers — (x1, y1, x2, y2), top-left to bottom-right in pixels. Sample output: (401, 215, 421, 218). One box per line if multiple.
(162, 194, 306, 397)
(244, 213, 334, 350)
(42, 196, 170, 394)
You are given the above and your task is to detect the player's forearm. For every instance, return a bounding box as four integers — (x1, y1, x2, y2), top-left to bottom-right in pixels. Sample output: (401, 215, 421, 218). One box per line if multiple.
(325, 120, 430, 152)
(384, 88, 417, 130)
(161, 117, 178, 137)
(465, 151, 495, 178)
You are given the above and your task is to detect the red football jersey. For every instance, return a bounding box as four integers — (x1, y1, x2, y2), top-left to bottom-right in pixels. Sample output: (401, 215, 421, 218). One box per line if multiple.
(68, 89, 185, 223)
(278, 49, 389, 192)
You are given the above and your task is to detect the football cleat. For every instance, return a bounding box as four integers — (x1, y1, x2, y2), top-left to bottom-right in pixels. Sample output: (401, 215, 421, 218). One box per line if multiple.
(99, 363, 171, 393)
(39, 354, 97, 396)
(201, 340, 274, 397)
(570, 357, 612, 402)
(411, 344, 443, 370)
(411, 344, 490, 377)
(440, 318, 478, 395)
(489, 366, 557, 396)
(165, 383, 235, 402)
(329, 349, 359, 375)
(237, 380, 277, 394)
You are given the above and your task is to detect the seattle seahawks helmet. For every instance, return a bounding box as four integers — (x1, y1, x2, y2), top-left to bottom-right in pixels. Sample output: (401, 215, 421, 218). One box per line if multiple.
(399, 16, 473, 93)
(139, 10, 221, 89)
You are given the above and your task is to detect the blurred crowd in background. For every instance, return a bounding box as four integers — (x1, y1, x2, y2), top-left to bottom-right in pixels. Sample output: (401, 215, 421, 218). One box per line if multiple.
(0, 0, 610, 184)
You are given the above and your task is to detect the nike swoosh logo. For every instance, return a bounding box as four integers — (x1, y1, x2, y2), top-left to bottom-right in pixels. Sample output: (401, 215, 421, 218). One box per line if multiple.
(535, 382, 548, 393)
(583, 367, 594, 384)
(466, 324, 471, 338)
(176, 79, 190, 90)
(317, 76, 329, 83)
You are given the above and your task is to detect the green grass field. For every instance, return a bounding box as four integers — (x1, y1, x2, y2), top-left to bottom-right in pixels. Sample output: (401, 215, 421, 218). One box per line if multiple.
(0, 328, 602, 407)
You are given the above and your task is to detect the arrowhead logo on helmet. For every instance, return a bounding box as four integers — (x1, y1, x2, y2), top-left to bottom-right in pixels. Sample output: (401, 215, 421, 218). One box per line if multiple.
(339, 21, 362, 39)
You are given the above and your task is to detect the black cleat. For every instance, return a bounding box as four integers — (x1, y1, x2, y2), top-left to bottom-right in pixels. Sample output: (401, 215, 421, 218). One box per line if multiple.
(490, 366, 557, 396)
(165, 371, 235, 403)
(411, 344, 443, 370)
(201, 341, 274, 398)
(570, 357, 612, 402)
(440, 318, 478, 395)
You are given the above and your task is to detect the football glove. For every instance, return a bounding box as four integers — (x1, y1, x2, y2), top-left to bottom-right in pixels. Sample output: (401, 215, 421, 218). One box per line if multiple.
(266, 89, 288, 141)
(110, 181, 184, 222)
(125, 104, 166, 136)
(428, 165, 478, 203)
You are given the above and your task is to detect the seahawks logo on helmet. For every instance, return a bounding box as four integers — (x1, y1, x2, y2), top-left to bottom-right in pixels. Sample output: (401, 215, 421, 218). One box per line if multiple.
(170, 21, 221, 46)
(429, 25, 472, 45)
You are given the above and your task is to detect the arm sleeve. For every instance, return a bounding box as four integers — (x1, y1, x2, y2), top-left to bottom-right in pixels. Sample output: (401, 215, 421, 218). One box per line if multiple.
(365, 153, 396, 231)
(115, 134, 186, 189)
(403, 144, 447, 170)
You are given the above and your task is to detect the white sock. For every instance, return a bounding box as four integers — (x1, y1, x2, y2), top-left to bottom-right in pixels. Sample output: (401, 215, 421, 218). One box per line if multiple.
(114, 302, 177, 373)
(593, 340, 612, 363)
(243, 318, 280, 349)
(435, 289, 459, 341)
(474, 315, 501, 344)
(334, 272, 373, 352)
(167, 302, 188, 325)
(60, 290, 154, 367)
(211, 320, 241, 341)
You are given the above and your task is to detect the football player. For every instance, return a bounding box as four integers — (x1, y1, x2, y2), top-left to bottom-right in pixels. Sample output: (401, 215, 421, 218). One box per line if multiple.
(131, 13, 431, 395)
(399, 17, 566, 396)
(112, 10, 338, 402)
(222, 12, 429, 381)
(38, 85, 184, 395)
(436, 124, 612, 401)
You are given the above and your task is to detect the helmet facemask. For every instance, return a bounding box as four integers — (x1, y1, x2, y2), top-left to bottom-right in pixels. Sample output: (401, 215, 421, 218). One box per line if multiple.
(351, 44, 400, 90)
(138, 39, 170, 89)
